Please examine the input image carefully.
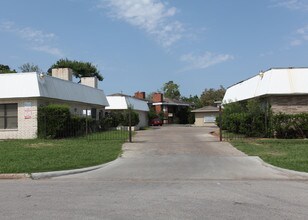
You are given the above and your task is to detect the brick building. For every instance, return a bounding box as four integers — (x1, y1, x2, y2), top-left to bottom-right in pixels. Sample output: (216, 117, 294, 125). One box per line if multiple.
(150, 92, 191, 124)
(0, 68, 108, 139)
(223, 67, 308, 114)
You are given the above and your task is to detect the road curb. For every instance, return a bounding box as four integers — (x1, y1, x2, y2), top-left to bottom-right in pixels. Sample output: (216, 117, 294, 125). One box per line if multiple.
(0, 173, 30, 180)
(31, 160, 116, 180)
(255, 156, 308, 179)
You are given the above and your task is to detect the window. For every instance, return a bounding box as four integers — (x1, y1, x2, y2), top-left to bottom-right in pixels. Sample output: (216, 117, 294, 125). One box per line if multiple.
(204, 115, 216, 123)
(0, 104, 18, 129)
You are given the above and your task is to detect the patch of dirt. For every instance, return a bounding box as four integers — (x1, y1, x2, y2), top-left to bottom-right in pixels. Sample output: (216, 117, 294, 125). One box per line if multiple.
(25, 143, 55, 148)
(210, 130, 220, 137)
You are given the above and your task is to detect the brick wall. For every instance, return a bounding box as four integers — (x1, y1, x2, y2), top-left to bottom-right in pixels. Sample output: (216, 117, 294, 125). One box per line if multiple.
(152, 93, 163, 103)
(134, 92, 146, 100)
(269, 95, 308, 114)
(0, 99, 38, 139)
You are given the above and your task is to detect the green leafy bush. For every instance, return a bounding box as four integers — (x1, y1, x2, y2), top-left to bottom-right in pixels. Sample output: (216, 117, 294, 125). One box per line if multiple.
(121, 109, 140, 126)
(38, 104, 71, 138)
(38, 104, 98, 138)
(219, 99, 271, 138)
(272, 113, 308, 139)
(100, 111, 123, 130)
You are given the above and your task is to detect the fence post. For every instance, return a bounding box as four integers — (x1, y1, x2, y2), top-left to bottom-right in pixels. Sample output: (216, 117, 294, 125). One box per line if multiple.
(129, 108, 132, 143)
(219, 105, 222, 142)
(86, 113, 88, 136)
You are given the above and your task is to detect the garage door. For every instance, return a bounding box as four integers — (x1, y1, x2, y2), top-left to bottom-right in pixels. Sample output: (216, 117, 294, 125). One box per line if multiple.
(204, 115, 216, 123)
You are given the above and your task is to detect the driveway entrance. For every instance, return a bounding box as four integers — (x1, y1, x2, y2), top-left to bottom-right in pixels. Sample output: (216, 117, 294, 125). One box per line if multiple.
(60, 126, 305, 180)
(1, 126, 308, 220)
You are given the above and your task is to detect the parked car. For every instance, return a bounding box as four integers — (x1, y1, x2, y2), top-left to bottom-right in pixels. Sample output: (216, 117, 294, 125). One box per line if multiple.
(150, 118, 163, 126)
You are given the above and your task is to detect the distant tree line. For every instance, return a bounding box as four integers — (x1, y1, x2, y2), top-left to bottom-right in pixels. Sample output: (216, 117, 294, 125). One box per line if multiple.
(0, 58, 104, 81)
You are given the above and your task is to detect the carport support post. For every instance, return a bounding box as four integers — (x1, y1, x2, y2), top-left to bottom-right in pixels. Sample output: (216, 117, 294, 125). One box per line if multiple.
(219, 105, 222, 142)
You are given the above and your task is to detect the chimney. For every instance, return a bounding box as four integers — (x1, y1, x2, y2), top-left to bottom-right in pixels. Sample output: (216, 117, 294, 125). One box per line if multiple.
(134, 91, 146, 99)
(81, 77, 98, 89)
(51, 68, 73, 81)
(153, 93, 163, 103)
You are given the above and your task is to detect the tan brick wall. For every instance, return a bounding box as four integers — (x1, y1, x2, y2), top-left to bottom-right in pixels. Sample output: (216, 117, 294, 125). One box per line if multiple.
(0, 99, 38, 139)
(194, 112, 219, 127)
(269, 95, 308, 114)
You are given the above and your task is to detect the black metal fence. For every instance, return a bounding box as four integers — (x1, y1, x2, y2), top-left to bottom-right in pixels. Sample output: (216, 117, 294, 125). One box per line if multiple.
(221, 130, 250, 141)
(37, 114, 129, 141)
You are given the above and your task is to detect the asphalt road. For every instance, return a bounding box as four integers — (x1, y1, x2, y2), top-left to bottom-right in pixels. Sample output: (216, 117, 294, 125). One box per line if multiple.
(1, 126, 307, 219)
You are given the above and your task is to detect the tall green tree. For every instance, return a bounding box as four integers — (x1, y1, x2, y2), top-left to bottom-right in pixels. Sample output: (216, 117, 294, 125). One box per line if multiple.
(162, 81, 181, 100)
(181, 95, 202, 109)
(48, 58, 103, 81)
(19, 63, 42, 73)
(0, 64, 16, 73)
(200, 86, 226, 106)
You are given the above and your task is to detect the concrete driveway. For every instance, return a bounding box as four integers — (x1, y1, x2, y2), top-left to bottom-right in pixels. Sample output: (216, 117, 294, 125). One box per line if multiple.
(59, 125, 305, 180)
(1, 126, 308, 220)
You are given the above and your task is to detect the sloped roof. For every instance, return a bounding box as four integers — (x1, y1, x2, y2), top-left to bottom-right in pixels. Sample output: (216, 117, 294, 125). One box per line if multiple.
(106, 95, 149, 112)
(191, 106, 219, 113)
(0, 72, 109, 106)
(223, 68, 308, 103)
(152, 97, 191, 106)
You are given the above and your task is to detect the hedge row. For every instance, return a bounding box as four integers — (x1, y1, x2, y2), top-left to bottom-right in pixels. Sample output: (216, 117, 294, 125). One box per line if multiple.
(38, 105, 139, 139)
(272, 113, 308, 139)
(219, 99, 308, 139)
(218, 99, 271, 138)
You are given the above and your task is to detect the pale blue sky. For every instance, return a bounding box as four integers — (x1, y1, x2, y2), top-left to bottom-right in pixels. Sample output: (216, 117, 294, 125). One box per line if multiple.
(1, 0, 308, 97)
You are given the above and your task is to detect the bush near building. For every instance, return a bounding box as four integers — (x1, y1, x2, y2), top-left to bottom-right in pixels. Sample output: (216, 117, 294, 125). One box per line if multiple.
(38, 105, 140, 139)
(218, 99, 271, 138)
(272, 113, 308, 139)
(218, 99, 308, 139)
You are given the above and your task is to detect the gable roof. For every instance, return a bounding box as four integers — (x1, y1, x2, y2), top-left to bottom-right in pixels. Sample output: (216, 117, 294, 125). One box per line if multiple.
(223, 67, 308, 103)
(0, 72, 109, 106)
(106, 95, 149, 112)
(191, 106, 219, 113)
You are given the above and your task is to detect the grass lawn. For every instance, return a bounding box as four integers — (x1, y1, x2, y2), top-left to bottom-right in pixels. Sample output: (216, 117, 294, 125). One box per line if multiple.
(0, 131, 127, 174)
(231, 139, 308, 173)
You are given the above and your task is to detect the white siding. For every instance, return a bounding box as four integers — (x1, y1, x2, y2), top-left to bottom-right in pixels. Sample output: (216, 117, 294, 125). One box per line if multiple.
(223, 68, 308, 103)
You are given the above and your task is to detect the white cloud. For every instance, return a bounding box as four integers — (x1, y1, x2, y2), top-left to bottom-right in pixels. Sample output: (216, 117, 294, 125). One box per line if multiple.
(179, 52, 234, 72)
(98, 0, 184, 47)
(32, 46, 64, 57)
(290, 24, 308, 46)
(0, 21, 64, 57)
(271, 0, 308, 11)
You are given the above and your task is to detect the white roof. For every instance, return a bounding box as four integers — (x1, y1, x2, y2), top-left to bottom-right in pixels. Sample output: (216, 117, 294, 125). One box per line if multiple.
(0, 72, 109, 106)
(223, 68, 308, 103)
(106, 96, 149, 112)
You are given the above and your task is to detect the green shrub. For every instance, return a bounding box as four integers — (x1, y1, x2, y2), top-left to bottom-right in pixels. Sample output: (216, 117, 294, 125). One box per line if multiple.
(148, 108, 158, 122)
(100, 111, 123, 130)
(188, 111, 195, 124)
(38, 104, 71, 138)
(175, 107, 190, 124)
(121, 109, 140, 126)
(272, 113, 308, 139)
(38, 104, 99, 139)
(219, 99, 271, 138)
